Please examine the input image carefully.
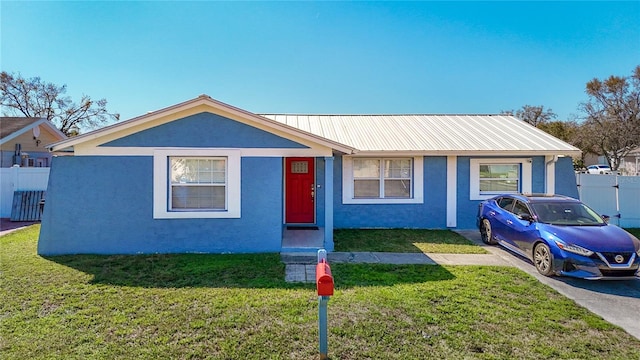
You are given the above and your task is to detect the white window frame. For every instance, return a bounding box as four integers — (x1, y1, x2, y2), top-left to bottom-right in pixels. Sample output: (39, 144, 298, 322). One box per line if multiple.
(154, 149, 241, 218)
(342, 156, 423, 204)
(469, 158, 532, 200)
(169, 157, 227, 211)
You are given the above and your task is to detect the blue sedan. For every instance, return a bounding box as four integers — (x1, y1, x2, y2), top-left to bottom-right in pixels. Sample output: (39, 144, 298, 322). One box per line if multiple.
(477, 194, 640, 279)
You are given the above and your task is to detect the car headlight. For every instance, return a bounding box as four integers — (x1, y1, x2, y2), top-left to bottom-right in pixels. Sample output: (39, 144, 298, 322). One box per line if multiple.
(555, 241, 594, 257)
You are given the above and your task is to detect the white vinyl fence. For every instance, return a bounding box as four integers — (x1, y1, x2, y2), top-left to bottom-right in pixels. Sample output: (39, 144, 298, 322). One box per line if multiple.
(0, 166, 50, 218)
(576, 173, 640, 228)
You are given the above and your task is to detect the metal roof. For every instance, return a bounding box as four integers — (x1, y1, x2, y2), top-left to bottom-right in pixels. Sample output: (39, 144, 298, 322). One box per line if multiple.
(260, 114, 581, 155)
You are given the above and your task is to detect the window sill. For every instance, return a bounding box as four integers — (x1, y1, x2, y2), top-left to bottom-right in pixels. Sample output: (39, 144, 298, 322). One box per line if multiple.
(343, 197, 423, 205)
(153, 210, 240, 219)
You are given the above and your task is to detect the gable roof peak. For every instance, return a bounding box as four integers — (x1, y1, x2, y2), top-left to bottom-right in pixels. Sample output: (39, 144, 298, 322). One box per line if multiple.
(47, 94, 356, 154)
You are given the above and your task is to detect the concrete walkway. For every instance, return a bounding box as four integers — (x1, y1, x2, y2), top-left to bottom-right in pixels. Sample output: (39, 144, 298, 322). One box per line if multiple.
(283, 243, 509, 283)
(284, 252, 507, 282)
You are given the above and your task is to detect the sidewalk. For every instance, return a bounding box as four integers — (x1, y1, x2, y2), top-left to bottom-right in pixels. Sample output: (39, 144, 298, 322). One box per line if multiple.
(283, 231, 509, 283)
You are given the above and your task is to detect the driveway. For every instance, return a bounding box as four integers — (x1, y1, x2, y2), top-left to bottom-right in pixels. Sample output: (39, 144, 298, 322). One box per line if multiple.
(0, 218, 38, 237)
(457, 230, 640, 341)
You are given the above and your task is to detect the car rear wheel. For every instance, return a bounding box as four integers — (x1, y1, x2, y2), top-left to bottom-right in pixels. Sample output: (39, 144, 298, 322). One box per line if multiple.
(534, 243, 554, 276)
(480, 219, 498, 245)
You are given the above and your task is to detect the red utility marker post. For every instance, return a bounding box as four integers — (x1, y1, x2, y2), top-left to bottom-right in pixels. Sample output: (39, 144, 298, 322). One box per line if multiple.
(316, 249, 333, 360)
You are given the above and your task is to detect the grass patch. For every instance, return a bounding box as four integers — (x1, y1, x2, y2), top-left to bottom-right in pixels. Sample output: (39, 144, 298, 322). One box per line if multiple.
(334, 229, 487, 254)
(2, 225, 639, 359)
(625, 228, 640, 238)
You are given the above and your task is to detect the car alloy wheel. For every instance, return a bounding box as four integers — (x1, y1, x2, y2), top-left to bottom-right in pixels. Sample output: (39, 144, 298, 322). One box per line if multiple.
(481, 219, 498, 245)
(534, 243, 554, 276)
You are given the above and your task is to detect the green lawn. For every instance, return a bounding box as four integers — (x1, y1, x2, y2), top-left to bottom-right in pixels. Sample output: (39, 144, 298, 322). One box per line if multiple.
(626, 228, 640, 238)
(2, 226, 639, 359)
(334, 229, 488, 254)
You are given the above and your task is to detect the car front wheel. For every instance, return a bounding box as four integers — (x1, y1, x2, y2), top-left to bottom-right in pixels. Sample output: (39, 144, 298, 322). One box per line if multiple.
(480, 219, 498, 245)
(534, 243, 555, 276)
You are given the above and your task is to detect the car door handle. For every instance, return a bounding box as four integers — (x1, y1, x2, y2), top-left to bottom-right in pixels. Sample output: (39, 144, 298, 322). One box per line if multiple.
(506, 220, 513, 225)
(489, 211, 496, 216)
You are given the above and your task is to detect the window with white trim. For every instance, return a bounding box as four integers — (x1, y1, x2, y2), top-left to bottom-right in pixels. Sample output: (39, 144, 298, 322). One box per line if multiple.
(470, 158, 532, 200)
(479, 164, 519, 195)
(153, 149, 241, 219)
(353, 158, 412, 198)
(343, 156, 423, 204)
(170, 157, 227, 210)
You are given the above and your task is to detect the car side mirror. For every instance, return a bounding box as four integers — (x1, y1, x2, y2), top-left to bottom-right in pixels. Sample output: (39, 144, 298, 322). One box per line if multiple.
(601, 215, 610, 224)
(518, 213, 533, 223)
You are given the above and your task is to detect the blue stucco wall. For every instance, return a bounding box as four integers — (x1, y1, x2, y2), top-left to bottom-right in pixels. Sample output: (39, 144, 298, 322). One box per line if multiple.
(555, 156, 579, 199)
(531, 156, 546, 193)
(333, 156, 448, 228)
(455, 156, 547, 229)
(38, 156, 283, 255)
(102, 112, 308, 149)
(332, 155, 562, 230)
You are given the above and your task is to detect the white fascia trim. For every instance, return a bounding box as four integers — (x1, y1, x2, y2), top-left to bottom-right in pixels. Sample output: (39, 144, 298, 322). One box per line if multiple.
(469, 158, 532, 201)
(153, 149, 241, 219)
(73, 146, 333, 157)
(342, 156, 424, 204)
(338, 150, 581, 157)
(446, 156, 457, 228)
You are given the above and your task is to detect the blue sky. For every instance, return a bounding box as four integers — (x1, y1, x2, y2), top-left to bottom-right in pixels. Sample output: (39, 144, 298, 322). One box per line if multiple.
(2, 1, 639, 128)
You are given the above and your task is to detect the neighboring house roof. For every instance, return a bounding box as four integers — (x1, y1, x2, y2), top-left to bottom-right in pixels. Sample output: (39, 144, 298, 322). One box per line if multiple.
(261, 114, 581, 156)
(628, 146, 640, 156)
(0, 117, 66, 145)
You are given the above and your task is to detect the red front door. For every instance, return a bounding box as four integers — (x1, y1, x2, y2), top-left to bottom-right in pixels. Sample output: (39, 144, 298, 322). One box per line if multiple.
(285, 157, 315, 223)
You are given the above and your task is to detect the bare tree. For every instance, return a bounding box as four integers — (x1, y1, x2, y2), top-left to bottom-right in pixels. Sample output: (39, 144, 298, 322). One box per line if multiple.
(503, 105, 557, 127)
(1, 71, 119, 136)
(580, 66, 640, 171)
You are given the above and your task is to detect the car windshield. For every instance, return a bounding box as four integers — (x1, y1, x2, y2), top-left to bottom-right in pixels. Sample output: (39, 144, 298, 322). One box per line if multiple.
(531, 201, 606, 226)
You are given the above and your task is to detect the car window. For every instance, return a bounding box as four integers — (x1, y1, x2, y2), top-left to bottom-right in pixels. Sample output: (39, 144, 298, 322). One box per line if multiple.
(531, 201, 605, 226)
(512, 200, 532, 218)
(497, 197, 515, 211)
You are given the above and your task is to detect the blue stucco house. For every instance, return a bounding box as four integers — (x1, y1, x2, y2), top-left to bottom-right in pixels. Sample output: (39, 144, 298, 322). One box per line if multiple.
(38, 95, 581, 255)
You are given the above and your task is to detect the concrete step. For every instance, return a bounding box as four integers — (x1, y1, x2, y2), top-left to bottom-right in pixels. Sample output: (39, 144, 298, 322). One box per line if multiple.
(280, 252, 318, 264)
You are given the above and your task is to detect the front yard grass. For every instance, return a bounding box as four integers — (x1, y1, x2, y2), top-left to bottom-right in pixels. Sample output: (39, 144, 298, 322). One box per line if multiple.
(334, 228, 487, 254)
(2, 226, 639, 359)
(625, 228, 640, 238)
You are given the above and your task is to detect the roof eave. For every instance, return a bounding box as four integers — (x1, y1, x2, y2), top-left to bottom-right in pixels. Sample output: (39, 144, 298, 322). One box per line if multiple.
(351, 149, 582, 157)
